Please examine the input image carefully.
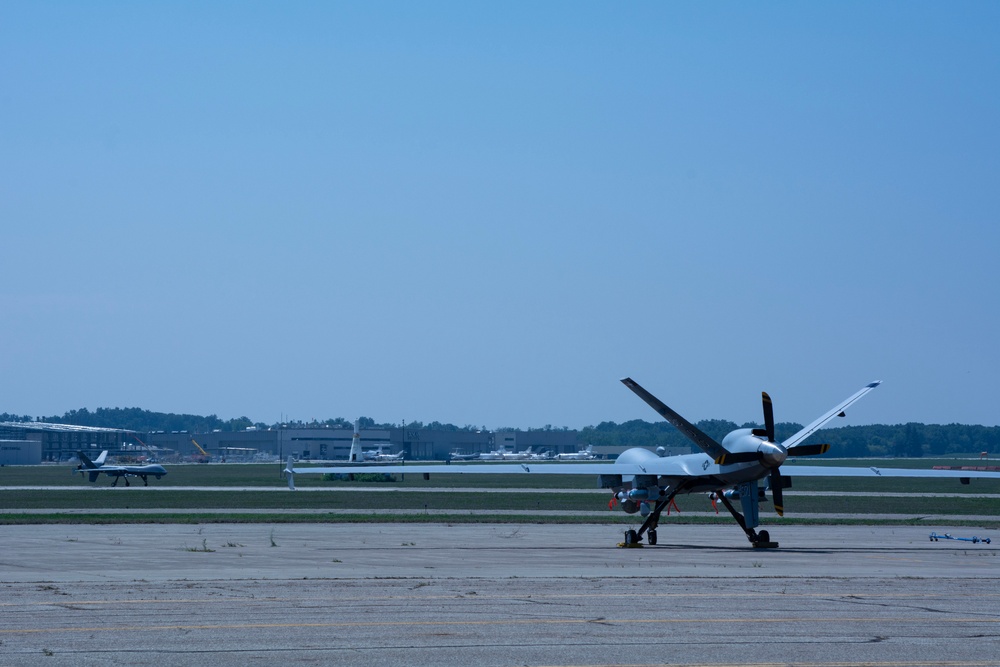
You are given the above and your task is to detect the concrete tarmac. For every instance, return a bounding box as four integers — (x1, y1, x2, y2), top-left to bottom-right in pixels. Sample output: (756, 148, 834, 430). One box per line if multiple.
(1, 523, 999, 666)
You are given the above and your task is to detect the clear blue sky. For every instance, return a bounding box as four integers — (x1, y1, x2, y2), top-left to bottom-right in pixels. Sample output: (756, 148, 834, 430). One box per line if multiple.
(2, 2, 998, 429)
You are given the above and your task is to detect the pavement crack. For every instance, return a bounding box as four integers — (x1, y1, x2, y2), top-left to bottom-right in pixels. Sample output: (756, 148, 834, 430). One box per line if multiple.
(586, 617, 615, 626)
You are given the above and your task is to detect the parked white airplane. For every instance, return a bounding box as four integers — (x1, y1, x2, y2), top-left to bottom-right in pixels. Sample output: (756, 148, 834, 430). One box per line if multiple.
(285, 378, 1000, 548)
(555, 444, 596, 461)
(477, 446, 535, 461)
(74, 450, 168, 487)
(474, 448, 505, 461)
(501, 446, 534, 460)
(363, 445, 404, 462)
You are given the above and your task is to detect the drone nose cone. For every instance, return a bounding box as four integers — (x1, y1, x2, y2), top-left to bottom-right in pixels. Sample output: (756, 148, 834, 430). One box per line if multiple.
(759, 442, 787, 468)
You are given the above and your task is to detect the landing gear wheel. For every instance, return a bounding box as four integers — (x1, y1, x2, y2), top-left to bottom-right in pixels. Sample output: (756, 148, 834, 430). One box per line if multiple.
(624, 529, 638, 545)
(752, 529, 778, 549)
(647, 529, 657, 545)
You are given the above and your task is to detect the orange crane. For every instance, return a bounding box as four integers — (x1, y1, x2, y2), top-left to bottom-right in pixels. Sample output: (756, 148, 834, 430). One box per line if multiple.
(129, 434, 157, 462)
(189, 437, 211, 463)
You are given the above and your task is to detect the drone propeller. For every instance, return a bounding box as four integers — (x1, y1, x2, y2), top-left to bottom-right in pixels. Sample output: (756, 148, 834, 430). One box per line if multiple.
(713, 392, 833, 516)
(716, 442, 830, 464)
(759, 392, 785, 516)
(769, 469, 785, 517)
(712, 393, 778, 466)
(762, 391, 775, 441)
(714, 450, 759, 464)
(786, 443, 831, 457)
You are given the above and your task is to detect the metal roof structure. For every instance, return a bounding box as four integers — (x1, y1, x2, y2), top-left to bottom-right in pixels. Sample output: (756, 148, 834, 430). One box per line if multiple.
(0, 421, 133, 434)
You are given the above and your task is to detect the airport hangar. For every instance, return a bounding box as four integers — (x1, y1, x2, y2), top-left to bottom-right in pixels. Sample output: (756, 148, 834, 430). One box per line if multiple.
(0, 421, 692, 465)
(0, 421, 671, 464)
(0, 422, 134, 465)
(143, 426, 591, 461)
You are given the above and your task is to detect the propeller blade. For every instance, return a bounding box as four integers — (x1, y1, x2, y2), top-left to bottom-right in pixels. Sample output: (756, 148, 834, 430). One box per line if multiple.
(786, 443, 831, 457)
(762, 392, 775, 442)
(714, 451, 761, 465)
(769, 468, 784, 517)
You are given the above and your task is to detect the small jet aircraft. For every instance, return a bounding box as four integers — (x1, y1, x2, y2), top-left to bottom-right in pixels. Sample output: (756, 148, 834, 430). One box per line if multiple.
(451, 446, 553, 461)
(363, 445, 404, 462)
(555, 444, 596, 461)
(74, 450, 168, 487)
(475, 448, 512, 461)
(510, 445, 555, 460)
(285, 378, 1000, 548)
(475, 446, 534, 461)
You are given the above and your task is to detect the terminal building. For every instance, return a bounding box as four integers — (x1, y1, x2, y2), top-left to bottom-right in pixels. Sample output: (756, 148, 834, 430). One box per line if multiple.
(144, 427, 584, 462)
(0, 422, 135, 464)
(1, 421, 689, 465)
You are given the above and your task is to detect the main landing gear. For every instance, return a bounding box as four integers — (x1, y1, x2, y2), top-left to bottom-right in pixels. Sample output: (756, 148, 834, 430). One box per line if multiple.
(618, 480, 780, 549)
(622, 528, 658, 546)
(715, 490, 778, 549)
(111, 475, 149, 487)
(620, 493, 675, 547)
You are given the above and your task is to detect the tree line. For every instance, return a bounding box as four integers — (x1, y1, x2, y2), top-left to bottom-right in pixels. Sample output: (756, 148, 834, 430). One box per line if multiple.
(2, 409, 998, 457)
(0, 409, 484, 434)
(579, 419, 1000, 457)
(0, 408, 260, 433)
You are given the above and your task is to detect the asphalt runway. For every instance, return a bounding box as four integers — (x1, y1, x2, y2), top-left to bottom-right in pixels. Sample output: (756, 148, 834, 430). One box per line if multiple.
(2, 523, 998, 666)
